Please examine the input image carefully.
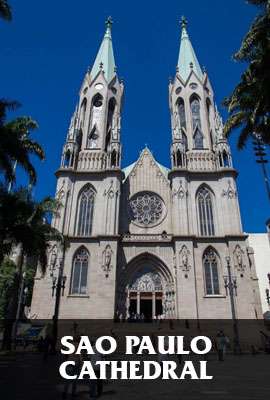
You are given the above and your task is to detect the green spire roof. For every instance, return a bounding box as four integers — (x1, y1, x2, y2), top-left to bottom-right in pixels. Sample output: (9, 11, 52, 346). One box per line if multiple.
(91, 17, 116, 83)
(177, 17, 203, 82)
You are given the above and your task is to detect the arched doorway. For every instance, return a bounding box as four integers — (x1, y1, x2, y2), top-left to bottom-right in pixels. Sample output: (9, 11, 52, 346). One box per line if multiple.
(116, 253, 176, 320)
(127, 266, 163, 320)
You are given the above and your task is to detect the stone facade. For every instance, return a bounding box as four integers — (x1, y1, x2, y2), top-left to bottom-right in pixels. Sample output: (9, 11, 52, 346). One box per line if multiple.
(31, 19, 263, 320)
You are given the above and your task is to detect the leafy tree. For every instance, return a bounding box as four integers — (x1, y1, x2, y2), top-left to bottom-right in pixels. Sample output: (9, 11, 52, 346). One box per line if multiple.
(0, 100, 45, 186)
(224, 0, 270, 148)
(0, 258, 16, 320)
(0, 186, 63, 349)
(0, 0, 11, 21)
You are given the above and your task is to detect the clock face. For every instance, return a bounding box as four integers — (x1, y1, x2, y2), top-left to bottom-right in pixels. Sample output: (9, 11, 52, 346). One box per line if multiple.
(190, 83, 198, 90)
(95, 83, 104, 91)
(129, 192, 166, 227)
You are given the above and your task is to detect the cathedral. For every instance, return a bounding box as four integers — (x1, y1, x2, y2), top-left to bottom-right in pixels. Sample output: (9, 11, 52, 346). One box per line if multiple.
(31, 17, 263, 320)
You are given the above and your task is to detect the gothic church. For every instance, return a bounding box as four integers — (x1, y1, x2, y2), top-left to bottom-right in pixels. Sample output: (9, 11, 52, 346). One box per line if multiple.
(31, 18, 263, 320)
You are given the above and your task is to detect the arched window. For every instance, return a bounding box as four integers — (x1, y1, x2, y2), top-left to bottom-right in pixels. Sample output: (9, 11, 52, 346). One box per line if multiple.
(177, 98, 186, 130)
(182, 132, 188, 152)
(76, 185, 95, 236)
(80, 98, 87, 128)
(222, 150, 229, 167)
(197, 187, 215, 236)
(63, 150, 71, 168)
(203, 248, 220, 295)
(87, 126, 98, 149)
(206, 98, 211, 129)
(190, 96, 202, 130)
(70, 247, 89, 295)
(194, 128, 204, 149)
(89, 94, 103, 136)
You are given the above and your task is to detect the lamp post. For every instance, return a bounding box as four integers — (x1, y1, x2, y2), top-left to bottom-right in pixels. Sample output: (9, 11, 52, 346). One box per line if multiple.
(252, 135, 270, 204)
(223, 256, 241, 354)
(50, 247, 66, 352)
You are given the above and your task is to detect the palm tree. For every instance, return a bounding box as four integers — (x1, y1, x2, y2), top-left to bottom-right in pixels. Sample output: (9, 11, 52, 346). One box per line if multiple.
(224, 0, 270, 148)
(0, 186, 63, 349)
(0, 99, 45, 185)
(0, 0, 11, 21)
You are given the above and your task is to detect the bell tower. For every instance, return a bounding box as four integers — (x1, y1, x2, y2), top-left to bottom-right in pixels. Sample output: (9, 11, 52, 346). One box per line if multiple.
(47, 18, 125, 319)
(61, 17, 124, 172)
(169, 17, 232, 170)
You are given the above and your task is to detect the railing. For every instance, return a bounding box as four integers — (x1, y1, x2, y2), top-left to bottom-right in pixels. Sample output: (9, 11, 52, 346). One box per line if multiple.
(186, 151, 217, 171)
(77, 151, 108, 171)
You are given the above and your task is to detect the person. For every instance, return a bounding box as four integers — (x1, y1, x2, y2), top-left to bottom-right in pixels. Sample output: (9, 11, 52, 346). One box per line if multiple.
(62, 337, 81, 399)
(88, 342, 104, 398)
(216, 331, 227, 361)
(62, 352, 81, 399)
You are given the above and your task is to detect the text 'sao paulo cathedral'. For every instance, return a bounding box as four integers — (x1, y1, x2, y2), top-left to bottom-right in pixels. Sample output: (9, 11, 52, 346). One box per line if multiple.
(31, 18, 262, 320)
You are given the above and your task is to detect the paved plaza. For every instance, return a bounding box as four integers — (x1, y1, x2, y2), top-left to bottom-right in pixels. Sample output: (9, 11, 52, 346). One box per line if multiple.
(1, 351, 269, 400)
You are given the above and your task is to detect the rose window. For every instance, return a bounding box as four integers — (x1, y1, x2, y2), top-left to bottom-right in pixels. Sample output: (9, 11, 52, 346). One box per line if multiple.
(129, 192, 165, 226)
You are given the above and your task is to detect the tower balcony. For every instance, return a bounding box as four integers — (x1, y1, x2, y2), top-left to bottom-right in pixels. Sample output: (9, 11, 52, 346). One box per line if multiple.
(77, 150, 108, 171)
(186, 150, 217, 171)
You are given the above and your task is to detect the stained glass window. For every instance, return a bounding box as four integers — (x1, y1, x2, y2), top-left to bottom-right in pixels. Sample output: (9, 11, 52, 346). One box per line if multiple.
(70, 247, 89, 295)
(203, 249, 220, 295)
(197, 187, 215, 236)
(76, 185, 95, 236)
(129, 192, 164, 226)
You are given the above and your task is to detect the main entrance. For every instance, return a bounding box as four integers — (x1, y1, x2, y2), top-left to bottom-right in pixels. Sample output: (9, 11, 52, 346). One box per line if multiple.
(127, 267, 164, 320)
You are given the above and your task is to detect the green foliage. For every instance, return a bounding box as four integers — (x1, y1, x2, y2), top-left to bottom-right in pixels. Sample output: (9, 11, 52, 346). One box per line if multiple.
(0, 0, 11, 21)
(0, 185, 63, 271)
(223, 0, 270, 148)
(0, 258, 16, 320)
(0, 100, 45, 185)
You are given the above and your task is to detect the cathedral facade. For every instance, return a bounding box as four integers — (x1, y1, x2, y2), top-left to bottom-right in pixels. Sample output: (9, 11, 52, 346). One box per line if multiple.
(31, 18, 263, 320)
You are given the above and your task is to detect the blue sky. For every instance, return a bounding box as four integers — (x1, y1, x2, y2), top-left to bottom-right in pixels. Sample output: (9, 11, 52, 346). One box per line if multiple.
(1, 0, 269, 232)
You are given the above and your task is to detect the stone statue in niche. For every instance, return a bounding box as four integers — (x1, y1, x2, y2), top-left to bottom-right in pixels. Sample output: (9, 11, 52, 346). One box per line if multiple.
(179, 245, 191, 272)
(102, 245, 113, 278)
(233, 245, 245, 272)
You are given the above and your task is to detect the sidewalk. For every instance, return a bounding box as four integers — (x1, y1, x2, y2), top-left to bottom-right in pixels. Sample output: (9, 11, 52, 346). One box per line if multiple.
(0, 352, 269, 399)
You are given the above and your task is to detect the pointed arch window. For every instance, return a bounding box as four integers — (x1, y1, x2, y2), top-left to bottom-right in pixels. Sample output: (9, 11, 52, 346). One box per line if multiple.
(76, 185, 95, 236)
(89, 94, 103, 134)
(177, 98, 186, 130)
(87, 126, 98, 149)
(80, 98, 87, 128)
(194, 128, 204, 149)
(197, 187, 215, 236)
(70, 247, 89, 295)
(203, 248, 220, 295)
(191, 96, 202, 130)
(182, 132, 188, 152)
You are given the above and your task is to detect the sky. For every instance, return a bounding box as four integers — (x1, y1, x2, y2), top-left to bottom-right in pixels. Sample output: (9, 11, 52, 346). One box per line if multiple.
(0, 0, 269, 233)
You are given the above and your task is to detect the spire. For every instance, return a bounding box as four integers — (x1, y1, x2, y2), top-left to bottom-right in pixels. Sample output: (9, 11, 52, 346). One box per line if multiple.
(177, 17, 203, 82)
(90, 17, 116, 83)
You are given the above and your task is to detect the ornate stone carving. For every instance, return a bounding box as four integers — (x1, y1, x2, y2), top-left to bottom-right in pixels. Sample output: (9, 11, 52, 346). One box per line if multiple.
(102, 245, 113, 278)
(129, 192, 165, 227)
(122, 234, 172, 242)
(179, 245, 191, 272)
(233, 245, 246, 272)
(222, 180, 237, 199)
(172, 180, 187, 199)
(104, 180, 118, 199)
(214, 104, 224, 142)
(129, 268, 163, 292)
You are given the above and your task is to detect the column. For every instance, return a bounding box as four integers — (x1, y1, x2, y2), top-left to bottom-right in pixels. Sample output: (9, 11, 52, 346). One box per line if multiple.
(126, 290, 131, 319)
(136, 292, 140, 315)
(152, 291, 156, 319)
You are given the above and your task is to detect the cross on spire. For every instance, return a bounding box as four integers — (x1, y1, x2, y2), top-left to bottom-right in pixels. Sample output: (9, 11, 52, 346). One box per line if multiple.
(181, 16, 187, 30)
(105, 16, 113, 30)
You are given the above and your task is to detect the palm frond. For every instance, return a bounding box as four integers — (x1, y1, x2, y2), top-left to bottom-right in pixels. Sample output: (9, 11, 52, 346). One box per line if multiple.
(0, 0, 12, 21)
